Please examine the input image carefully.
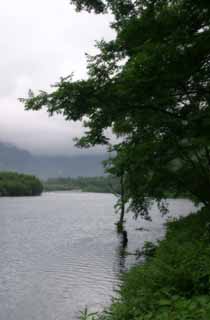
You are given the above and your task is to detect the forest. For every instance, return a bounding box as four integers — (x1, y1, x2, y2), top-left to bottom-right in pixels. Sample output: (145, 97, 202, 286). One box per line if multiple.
(0, 172, 43, 196)
(43, 176, 120, 193)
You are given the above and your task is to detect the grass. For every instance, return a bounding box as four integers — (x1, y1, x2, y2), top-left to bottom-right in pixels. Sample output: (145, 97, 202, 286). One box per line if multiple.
(91, 207, 210, 320)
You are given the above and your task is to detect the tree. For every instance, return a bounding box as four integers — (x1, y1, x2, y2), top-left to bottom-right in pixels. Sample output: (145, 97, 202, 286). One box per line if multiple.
(104, 144, 129, 230)
(22, 0, 210, 218)
(0, 172, 43, 196)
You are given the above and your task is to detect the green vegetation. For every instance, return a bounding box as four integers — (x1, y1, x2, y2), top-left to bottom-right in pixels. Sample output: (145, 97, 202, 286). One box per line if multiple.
(0, 172, 43, 196)
(43, 176, 120, 193)
(22, 0, 210, 219)
(87, 208, 210, 320)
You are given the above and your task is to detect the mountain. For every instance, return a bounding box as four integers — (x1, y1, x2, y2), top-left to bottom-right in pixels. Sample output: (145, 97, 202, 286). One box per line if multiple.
(0, 142, 107, 179)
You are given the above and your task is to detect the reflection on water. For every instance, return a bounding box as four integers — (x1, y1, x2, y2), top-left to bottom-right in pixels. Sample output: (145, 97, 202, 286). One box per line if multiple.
(0, 192, 196, 320)
(115, 236, 127, 273)
(115, 222, 128, 274)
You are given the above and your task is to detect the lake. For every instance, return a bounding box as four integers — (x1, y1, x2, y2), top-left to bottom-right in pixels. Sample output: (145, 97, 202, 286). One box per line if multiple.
(0, 192, 196, 320)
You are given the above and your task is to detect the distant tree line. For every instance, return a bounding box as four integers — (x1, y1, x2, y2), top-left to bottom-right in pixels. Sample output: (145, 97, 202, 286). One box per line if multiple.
(43, 176, 120, 194)
(0, 172, 43, 196)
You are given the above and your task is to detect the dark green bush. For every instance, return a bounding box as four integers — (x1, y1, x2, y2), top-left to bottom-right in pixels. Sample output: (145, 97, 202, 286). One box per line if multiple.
(97, 208, 210, 320)
(0, 172, 43, 196)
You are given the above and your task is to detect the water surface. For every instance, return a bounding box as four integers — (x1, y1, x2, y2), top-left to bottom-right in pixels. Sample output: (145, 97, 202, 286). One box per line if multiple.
(0, 192, 195, 320)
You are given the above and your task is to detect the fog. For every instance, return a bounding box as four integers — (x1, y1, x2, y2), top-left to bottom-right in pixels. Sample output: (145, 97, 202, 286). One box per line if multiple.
(0, 0, 114, 155)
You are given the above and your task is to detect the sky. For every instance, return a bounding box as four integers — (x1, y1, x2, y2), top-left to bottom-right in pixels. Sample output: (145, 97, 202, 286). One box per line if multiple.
(0, 0, 114, 155)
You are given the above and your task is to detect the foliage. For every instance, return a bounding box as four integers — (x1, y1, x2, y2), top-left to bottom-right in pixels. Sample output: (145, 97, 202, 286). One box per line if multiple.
(43, 175, 120, 193)
(0, 172, 43, 196)
(136, 241, 157, 259)
(95, 208, 210, 320)
(22, 0, 210, 217)
(79, 307, 98, 320)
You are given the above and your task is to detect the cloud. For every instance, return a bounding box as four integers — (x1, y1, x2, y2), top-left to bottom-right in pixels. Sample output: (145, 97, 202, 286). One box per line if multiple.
(0, 0, 114, 155)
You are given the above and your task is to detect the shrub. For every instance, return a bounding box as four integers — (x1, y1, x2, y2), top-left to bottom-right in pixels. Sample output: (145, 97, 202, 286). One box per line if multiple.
(0, 172, 43, 196)
(97, 208, 210, 320)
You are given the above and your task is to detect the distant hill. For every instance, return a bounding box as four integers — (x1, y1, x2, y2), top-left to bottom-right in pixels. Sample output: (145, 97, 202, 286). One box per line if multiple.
(0, 142, 107, 179)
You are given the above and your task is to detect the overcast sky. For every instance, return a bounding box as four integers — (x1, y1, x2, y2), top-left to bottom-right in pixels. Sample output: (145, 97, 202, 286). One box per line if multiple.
(0, 0, 114, 155)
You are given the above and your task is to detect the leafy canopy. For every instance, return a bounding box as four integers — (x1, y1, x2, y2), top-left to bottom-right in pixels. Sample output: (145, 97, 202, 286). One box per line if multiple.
(22, 0, 210, 217)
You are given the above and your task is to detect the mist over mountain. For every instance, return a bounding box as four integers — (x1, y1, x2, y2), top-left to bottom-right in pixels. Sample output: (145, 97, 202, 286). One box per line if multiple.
(0, 142, 106, 179)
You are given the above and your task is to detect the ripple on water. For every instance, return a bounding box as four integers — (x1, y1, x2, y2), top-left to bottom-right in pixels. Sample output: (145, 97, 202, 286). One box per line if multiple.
(0, 193, 196, 320)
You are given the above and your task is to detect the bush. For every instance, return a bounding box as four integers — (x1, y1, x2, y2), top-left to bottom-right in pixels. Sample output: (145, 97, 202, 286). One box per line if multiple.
(0, 171, 43, 196)
(97, 208, 210, 320)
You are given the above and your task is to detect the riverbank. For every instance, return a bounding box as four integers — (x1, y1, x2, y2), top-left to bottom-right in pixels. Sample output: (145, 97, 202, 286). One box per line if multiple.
(0, 172, 43, 196)
(96, 207, 210, 320)
(43, 176, 120, 194)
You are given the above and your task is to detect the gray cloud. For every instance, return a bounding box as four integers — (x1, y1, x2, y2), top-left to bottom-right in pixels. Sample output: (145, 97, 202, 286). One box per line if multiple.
(0, 0, 114, 155)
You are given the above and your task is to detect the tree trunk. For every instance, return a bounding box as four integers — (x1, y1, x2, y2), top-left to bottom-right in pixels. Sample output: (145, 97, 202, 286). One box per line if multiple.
(119, 174, 125, 223)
